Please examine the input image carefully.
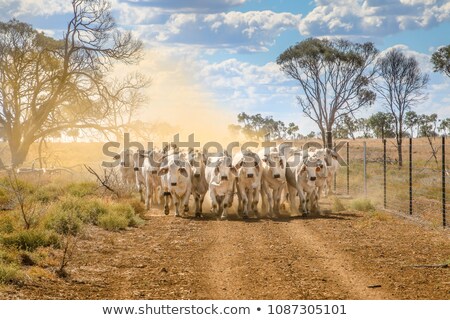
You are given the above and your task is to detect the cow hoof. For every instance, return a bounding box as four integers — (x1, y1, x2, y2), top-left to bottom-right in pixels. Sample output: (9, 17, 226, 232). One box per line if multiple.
(220, 214, 227, 221)
(164, 207, 169, 215)
(175, 213, 181, 217)
(195, 212, 203, 218)
(184, 205, 189, 213)
(242, 214, 249, 220)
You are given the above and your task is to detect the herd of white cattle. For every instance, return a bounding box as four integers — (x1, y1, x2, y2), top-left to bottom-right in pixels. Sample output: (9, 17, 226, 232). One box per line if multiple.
(112, 144, 340, 220)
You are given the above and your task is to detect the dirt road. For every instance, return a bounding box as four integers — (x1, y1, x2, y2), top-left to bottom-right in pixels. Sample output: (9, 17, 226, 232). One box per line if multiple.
(2, 199, 449, 300)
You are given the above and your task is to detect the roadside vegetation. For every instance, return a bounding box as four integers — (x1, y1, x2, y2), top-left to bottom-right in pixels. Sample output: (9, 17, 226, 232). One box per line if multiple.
(0, 174, 145, 284)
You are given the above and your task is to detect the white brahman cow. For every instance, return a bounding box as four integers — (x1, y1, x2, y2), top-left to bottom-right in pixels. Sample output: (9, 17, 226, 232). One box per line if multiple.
(258, 147, 287, 218)
(232, 149, 262, 219)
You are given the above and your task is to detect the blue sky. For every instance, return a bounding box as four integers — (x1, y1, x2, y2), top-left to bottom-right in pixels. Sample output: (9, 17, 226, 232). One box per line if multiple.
(1, 0, 450, 136)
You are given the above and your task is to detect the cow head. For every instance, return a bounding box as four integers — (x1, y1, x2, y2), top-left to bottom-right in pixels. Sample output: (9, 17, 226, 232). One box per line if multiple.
(189, 151, 205, 178)
(262, 152, 286, 180)
(211, 156, 236, 182)
(158, 160, 190, 187)
(300, 156, 324, 187)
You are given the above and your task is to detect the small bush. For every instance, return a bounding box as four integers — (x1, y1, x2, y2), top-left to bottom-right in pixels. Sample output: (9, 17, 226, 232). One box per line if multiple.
(34, 185, 62, 204)
(126, 199, 146, 218)
(351, 198, 375, 212)
(78, 199, 109, 225)
(0, 262, 23, 285)
(66, 182, 98, 198)
(0, 187, 12, 206)
(332, 197, 346, 212)
(1, 229, 60, 251)
(0, 214, 15, 234)
(98, 213, 129, 231)
(45, 209, 83, 236)
(110, 203, 144, 228)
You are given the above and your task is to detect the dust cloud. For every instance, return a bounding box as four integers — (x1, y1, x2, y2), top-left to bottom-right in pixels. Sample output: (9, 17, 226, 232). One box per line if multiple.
(120, 49, 239, 148)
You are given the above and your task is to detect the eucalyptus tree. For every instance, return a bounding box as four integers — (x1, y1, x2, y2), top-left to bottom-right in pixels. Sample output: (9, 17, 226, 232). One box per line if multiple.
(277, 38, 378, 147)
(431, 45, 450, 77)
(0, 0, 147, 166)
(373, 49, 429, 167)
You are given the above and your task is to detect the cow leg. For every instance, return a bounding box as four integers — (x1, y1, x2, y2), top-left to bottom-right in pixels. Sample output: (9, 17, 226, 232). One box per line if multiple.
(210, 189, 218, 214)
(182, 188, 191, 216)
(259, 182, 269, 217)
(174, 197, 180, 217)
(197, 193, 205, 218)
(145, 183, 152, 210)
(241, 191, 249, 219)
(273, 187, 281, 217)
(297, 187, 308, 216)
(251, 188, 260, 219)
(163, 193, 170, 215)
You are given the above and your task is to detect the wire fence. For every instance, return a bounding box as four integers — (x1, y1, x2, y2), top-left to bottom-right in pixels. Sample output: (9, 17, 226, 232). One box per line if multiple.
(333, 137, 449, 228)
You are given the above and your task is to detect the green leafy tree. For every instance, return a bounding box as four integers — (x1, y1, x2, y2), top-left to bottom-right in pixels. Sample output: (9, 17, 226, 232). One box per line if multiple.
(373, 49, 429, 167)
(277, 38, 378, 147)
(431, 45, 450, 77)
(366, 112, 395, 139)
(0, 0, 147, 166)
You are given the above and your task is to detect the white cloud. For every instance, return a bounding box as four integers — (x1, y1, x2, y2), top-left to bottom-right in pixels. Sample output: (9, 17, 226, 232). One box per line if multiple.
(299, 0, 450, 37)
(134, 10, 301, 52)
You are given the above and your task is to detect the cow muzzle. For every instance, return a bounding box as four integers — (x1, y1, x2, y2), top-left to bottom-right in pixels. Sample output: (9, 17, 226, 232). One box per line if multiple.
(134, 167, 139, 172)
(309, 177, 317, 182)
(171, 182, 177, 186)
(221, 176, 228, 181)
(273, 174, 280, 179)
(151, 170, 157, 174)
(194, 173, 201, 178)
(247, 173, 254, 178)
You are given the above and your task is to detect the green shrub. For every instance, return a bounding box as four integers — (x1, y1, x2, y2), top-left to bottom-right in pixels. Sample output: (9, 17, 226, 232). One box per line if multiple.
(78, 199, 109, 225)
(0, 214, 15, 234)
(0, 262, 23, 285)
(110, 203, 144, 228)
(351, 198, 375, 212)
(98, 212, 129, 231)
(66, 182, 98, 198)
(45, 210, 83, 236)
(34, 185, 62, 204)
(1, 229, 60, 251)
(0, 187, 12, 206)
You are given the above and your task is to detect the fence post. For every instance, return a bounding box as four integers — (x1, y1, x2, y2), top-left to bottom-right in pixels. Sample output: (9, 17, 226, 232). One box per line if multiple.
(333, 141, 337, 194)
(442, 135, 446, 228)
(383, 139, 387, 209)
(363, 141, 367, 197)
(409, 137, 413, 216)
(347, 141, 350, 195)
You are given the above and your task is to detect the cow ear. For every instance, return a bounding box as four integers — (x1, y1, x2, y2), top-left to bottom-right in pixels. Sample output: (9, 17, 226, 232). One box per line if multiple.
(230, 167, 237, 176)
(316, 166, 321, 173)
(300, 164, 307, 173)
(214, 165, 220, 175)
(279, 159, 284, 169)
(158, 167, 169, 176)
(178, 167, 188, 177)
(235, 160, 243, 170)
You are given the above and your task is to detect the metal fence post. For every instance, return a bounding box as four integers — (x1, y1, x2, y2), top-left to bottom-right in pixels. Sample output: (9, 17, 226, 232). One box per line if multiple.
(409, 137, 413, 216)
(442, 135, 446, 228)
(363, 141, 367, 197)
(347, 141, 350, 195)
(383, 139, 387, 209)
(333, 141, 337, 194)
